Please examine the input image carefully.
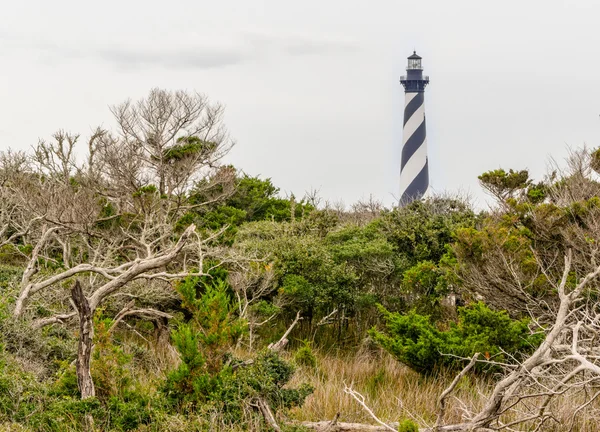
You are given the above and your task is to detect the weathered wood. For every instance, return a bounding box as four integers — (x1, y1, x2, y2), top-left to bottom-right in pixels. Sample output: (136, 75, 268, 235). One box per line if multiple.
(434, 353, 480, 430)
(300, 421, 399, 431)
(256, 397, 282, 432)
(71, 280, 95, 399)
(301, 421, 491, 432)
(268, 311, 301, 352)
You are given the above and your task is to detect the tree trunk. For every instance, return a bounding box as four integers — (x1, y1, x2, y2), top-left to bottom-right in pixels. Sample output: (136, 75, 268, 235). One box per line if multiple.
(71, 280, 95, 399)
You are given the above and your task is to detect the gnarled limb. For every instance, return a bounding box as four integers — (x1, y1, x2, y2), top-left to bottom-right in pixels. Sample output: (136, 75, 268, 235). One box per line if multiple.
(268, 311, 301, 352)
(71, 280, 95, 399)
(434, 353, 480, 430)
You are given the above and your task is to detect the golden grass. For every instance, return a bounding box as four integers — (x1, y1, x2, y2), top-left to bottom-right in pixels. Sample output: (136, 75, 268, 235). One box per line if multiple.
(121, 332, 600, 431)
(286, 349, 600, 431)
(286, 348, 490, 427)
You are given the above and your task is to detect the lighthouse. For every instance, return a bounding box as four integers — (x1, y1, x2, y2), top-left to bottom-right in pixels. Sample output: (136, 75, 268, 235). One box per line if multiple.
(399, 51, 430, 205)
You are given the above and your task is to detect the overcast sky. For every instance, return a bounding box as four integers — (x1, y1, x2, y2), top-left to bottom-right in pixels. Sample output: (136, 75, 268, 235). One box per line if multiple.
(1, 0, 599, 208)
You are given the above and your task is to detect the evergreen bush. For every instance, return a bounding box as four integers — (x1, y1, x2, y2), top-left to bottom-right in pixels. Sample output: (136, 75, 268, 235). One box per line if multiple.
(371, 302, 543, 374)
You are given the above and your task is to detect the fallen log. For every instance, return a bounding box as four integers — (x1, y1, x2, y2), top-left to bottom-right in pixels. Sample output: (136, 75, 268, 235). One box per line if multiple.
(301, 421, 399, 431)
(301, 422, 492, 432)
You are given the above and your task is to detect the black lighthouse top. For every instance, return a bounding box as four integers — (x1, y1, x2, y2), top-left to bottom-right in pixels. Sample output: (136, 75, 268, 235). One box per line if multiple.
(400, 51, 429, 93)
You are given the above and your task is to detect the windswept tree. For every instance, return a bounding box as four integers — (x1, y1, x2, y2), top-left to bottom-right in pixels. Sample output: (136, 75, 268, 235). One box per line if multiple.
(454, 148, 600, 318)
(0, 89, 242, 399)
(109, 88, 232, 198)
(1, 89, 235, 326)
(336, 148, 600, 431)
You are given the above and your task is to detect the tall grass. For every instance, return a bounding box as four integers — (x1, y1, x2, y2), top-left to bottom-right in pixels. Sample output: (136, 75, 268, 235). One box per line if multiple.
(286, 348, 489, 427)
(286, 349, 600, 431)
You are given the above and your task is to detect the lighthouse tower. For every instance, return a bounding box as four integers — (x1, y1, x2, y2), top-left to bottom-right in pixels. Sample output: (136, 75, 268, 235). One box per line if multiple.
(399, 51, 430, 205)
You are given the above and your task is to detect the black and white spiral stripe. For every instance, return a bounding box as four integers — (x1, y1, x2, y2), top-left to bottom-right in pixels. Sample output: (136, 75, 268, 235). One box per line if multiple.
(399, 91, 428, 205)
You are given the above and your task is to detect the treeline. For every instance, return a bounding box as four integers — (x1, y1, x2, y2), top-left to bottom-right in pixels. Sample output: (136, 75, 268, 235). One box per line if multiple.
(2, 89, 600, 431)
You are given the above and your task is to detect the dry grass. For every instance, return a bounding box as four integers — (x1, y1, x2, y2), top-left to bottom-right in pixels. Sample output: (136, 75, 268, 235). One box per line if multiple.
(286, 348, 491, 427)
(285, 349, 600, 431)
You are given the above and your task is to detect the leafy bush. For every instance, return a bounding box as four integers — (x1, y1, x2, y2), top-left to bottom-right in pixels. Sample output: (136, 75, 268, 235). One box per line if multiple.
(371, 302, 543, 374)
(163, 275, 313, 427)
(0, 350, 44, 423)
(217, 350, 314, 423)
(398, 419, 419, 432)
(294, 341, 317, 368)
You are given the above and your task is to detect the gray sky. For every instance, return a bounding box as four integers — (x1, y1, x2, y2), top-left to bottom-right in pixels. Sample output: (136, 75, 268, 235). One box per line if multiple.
(1, 0, 600, 208)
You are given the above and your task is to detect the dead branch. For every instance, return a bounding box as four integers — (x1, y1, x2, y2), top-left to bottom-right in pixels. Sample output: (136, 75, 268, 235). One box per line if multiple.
(342, 386, 396, 432)
(255, 397, 282, 432)
(268, 311, 301, 352)
(300, 421, 400, 431)
(434, 353, 480, 430)
(316, 308, 339, 327)
(108, 301, 173, 334)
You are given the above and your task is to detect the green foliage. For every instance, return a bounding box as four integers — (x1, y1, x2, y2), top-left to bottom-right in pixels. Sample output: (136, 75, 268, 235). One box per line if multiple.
(371, 302, 543, 375)
(189, 172, 314, 242)
(227, 175, 300, 222)
(398, 419, 419, 432)
(166, 276, 245, 402)
(132, 184, 158, 198)
(1, 345, 153, 432)
(250, 299, 280, 320)
(478, 168, 530, 201)
(526, 182, 547, 204)
(401, 260, 449, 317)
(0, 350, 44, 424)
(0, 302, 76, 376)
(294, 341, 317, 368)
(91, 315, 134, 401)
(49, 313, 158, 431)
(217, 350, 314, 423)
(234, 197, 478, 346)
(163, 275, 312, 428)
(163, 136, 216, 163)
(591, 147, 600, 174)
(0, 266, 22, 295)
(376, 198, 477, 275)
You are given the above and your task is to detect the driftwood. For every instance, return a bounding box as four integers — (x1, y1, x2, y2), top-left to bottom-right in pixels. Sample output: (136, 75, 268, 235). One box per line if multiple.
(71, 280, 95, 399)
(434, 353, 480, 430)
(301, 421, 399, 431)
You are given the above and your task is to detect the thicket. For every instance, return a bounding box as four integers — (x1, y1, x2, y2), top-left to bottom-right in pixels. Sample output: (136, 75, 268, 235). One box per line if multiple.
(371, 302, 543, 374)
(3, 88, 597, 430)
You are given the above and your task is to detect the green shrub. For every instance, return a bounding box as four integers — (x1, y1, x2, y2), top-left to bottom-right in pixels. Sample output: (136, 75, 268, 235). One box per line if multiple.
(217, 350, 314, 423)
(294, 341, 317, 368)
(0, 351, 45, 423)
(398, 418, 419, 432)
(371, 302, 543, 375)
(163, 275, 313, 428)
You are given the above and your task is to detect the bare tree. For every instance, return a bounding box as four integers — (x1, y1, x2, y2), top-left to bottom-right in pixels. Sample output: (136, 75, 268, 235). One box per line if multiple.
(0, 89, 236, 327)
(110, 88, 232, 198)
(228, 262, 280, 350)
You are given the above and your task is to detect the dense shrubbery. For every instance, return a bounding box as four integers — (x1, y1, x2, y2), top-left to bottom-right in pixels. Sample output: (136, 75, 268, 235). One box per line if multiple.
(4, 88, 600, 429)
(371, 302, 543, 375)
(163, 275, 313, 427)
(233, 198, 478, 347)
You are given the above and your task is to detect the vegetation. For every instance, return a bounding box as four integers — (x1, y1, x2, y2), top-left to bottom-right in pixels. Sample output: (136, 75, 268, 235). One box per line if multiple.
(2, 88, 600, 431)
(371, 302, 543, 374)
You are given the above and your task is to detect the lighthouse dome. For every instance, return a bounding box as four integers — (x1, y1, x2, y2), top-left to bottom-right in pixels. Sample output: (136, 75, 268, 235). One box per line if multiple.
(407, 51, 422, 70)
